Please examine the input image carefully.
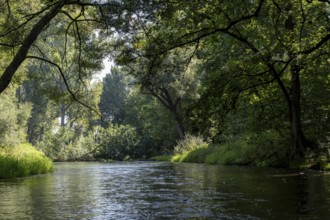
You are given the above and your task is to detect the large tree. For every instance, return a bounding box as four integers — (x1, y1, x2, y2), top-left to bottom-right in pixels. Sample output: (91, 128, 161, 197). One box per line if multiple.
(122, 0, 330, 160)
(99, 67, 128, 126)
(0, 0, 155, 95)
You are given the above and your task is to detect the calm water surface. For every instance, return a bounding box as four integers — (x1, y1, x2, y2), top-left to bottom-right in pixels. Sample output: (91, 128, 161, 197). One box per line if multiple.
(0, 162, 330, 219)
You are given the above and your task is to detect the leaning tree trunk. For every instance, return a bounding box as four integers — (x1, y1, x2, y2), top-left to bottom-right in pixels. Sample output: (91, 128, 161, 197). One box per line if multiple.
(0, 2, 66, 94)
(150, 88, 186, 140)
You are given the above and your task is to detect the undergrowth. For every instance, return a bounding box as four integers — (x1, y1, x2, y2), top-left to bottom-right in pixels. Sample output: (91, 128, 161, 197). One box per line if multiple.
(171, 131, 290, 168)
(170, 131, 330, 170)
(0, 143, 54, 179)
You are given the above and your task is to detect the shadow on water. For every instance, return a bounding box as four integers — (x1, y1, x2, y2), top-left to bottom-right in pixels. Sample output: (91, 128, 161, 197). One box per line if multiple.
(1, 162, 330, 219)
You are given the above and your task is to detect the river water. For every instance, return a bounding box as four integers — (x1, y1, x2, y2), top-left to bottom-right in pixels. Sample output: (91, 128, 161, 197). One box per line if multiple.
(0, 162, 330, 219)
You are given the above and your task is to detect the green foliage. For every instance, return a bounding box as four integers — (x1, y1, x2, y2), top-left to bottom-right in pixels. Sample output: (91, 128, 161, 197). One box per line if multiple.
(97, 124, 139, 160)
(172, 130, 289, 167)
(124, 89, 179, 156)
(172, 146, 211, 163)
(0, 88, 31, 147)
(99, 68, 128, 126)
(37, 126, 96, 161)
(174, 134, 208, 154)
(291, 134, 330, 170)
(122, 0, 330, 162)
(171, 134, 210, 163)
(0, 143, 54, 179)
(206, 131, 289, 167)
(1, 0, 329, 167)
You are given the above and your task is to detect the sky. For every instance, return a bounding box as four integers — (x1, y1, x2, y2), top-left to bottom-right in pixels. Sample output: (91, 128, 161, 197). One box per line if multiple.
(92, 58, 114, 84)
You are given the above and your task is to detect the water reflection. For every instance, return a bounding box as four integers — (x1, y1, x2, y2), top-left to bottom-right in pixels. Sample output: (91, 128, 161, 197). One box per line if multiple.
(0, 162, 330, 219)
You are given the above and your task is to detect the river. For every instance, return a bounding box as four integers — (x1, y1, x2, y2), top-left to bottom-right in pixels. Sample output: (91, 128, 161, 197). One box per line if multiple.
(0, 162, 330, 219)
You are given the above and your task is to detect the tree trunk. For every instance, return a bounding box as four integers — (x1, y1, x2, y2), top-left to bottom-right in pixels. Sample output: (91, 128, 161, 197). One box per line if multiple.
(167, 99, 185, 140)
(0, 2, 65, 94)
(149, 88, 186, 140)
(173, 112, 185, 140)
(289, 64, 313, 160)
(60, 105, 66, 126)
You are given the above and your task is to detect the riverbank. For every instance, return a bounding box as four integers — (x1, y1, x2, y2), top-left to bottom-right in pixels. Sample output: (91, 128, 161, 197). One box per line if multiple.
(0, 143, 54, 179)
(153, 141, 330, 170)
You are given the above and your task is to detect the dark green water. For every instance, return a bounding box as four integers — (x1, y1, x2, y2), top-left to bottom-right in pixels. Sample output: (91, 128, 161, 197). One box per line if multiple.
(0, 162, 330, 219)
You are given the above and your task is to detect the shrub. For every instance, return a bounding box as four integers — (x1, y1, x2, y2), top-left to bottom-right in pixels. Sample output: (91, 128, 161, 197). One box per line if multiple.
(0, 89, 31, 147)
(204, 130, 289, 167)
(174, 134, 208, 154)
(37, 126, 98, 161)
(171, 130, 290, 168)
(179, 146, 213, 163)
(98, 124, 140, 160)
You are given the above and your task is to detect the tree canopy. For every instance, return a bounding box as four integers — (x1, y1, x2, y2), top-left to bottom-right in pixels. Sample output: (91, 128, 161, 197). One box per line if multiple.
(0, 0, 329, 166)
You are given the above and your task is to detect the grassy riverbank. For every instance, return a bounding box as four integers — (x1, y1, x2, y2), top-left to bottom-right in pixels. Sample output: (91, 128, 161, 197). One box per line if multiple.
(0, 143, 54, 179)
(153, 135, 330, 170)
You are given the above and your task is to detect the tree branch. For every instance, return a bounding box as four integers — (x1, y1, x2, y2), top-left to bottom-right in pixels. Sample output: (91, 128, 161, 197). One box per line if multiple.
(26, 55, 101, 117)
(149, 0, 265, 56)
(300, 33, 330, 55)
(0, 1, 66, 94)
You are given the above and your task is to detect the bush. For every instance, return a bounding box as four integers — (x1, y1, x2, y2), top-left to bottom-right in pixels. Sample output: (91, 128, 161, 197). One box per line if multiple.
(174, 134, 208, 154)
(37, 126, 97, 161)
(97, 124, 140, 160)
(205, 130, 289, 167)
(0, 143, 54, 179)
(0, 89, 31, 147)
(172, 130, 290, 168)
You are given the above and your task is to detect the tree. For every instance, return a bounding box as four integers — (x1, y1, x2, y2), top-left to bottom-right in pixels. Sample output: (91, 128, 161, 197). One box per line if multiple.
(128, 0, 330, 160)
(0, 86, 31, 147)
(117, 45, 200, 139)
(123, 88, 179, 156)
(99, 67, 128, 126)
(0, 0, 156, 95)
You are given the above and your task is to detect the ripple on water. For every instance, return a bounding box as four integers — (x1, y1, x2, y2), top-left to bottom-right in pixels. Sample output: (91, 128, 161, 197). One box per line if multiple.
(1, 162, 330, 219)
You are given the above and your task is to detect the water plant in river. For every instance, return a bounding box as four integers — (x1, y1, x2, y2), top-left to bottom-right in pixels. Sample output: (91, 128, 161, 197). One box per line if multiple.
(0, 143, 53, 179)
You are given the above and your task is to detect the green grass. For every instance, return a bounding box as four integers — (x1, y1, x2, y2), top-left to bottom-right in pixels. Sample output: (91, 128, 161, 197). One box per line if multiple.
(0, 143, 54, 179)
(170, 131, 290, 168)
(170, 138, 330, 170)
(171, 145, 213, 163)
(154, 133, 330, 170)
(151, 155, 172, 161)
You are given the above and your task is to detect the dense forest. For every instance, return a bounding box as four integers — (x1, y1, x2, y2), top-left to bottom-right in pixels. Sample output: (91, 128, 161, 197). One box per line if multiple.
(0, 0, 329, 171)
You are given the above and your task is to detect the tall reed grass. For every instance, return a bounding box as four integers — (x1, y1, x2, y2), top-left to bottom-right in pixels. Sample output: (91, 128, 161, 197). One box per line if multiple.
(0, 143, 54, 179)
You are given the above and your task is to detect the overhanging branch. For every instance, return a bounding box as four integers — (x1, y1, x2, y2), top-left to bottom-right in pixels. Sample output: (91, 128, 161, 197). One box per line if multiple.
(26, 55, 101, 117)
(0, 1, 66, 94)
